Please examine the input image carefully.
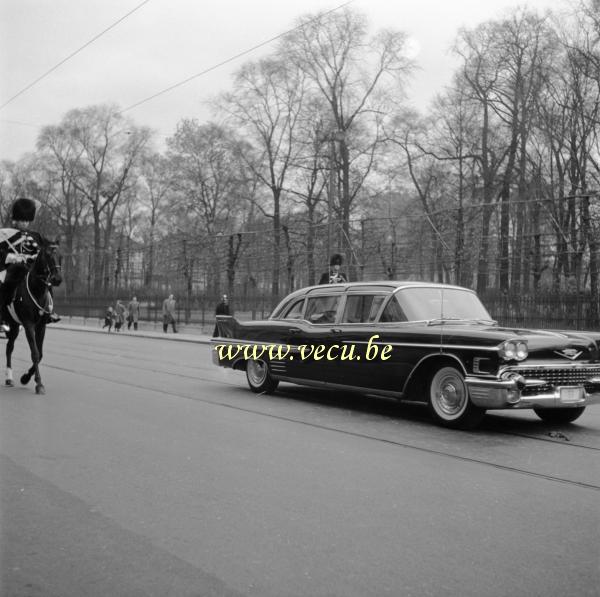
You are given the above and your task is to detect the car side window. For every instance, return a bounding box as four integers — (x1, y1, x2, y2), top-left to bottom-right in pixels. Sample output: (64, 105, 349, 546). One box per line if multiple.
(305, 296, 340, 324)
(380, 296, 408, 322)
(342, 295, 387, 323)
(282, 298, 305, 320)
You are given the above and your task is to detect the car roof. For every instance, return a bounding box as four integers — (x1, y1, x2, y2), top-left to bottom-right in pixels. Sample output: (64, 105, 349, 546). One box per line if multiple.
(280, 280, 474, 301)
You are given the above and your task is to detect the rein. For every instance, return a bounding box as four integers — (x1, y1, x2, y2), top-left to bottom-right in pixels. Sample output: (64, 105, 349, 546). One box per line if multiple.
(23, 249, 59, 316)
(25, 270, 52, 315)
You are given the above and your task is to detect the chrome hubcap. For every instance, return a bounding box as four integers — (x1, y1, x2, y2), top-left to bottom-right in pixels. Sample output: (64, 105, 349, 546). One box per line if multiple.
(247, 359, 267, 386)
(432, 369, 468, 418)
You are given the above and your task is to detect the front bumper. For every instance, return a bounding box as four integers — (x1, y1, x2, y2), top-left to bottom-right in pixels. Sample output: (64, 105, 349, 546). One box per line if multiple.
(466, 376, 600, 409)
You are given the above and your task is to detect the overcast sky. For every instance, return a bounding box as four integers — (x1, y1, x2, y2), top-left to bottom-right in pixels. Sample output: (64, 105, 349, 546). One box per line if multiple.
(0, 0, 567, 163)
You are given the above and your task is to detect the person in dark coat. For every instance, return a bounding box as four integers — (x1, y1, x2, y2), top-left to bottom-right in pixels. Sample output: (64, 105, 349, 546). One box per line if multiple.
(319, 253, 348, 285)
(0, 198, 60, 330)
(114, 299, 125, 332)
(213, 294, 230, 336)
(103, 306, 114, 332)
(127, 296, 140, 330)
(162, 294, 177, 333)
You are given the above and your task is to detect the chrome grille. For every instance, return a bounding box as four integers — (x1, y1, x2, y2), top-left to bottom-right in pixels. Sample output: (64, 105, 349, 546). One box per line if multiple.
(506, 366, 600, 395)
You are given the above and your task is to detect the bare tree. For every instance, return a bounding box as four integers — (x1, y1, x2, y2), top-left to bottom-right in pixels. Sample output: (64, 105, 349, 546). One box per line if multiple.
(38, 104, 151, 291)
(166, 119, 248, 295)
(284, 96, 331, 286)
(219, 56, 307, 303)
(283, 7, 415, 276)
(138, 153, 173, 287)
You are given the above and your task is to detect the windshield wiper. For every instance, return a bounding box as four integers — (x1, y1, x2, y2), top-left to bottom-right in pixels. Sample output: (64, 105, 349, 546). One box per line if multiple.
(427, 317, 461, 326)
(468, 318, 498, 325)
(427, 317, 497, 326)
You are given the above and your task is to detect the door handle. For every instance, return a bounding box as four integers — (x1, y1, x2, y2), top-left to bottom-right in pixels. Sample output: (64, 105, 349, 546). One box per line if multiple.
(288, 328, 301, 334)
(331, 328, 342, 333)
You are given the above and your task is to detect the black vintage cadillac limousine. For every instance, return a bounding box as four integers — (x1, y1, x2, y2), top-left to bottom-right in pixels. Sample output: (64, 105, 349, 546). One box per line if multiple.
(211, 281, 600, 429)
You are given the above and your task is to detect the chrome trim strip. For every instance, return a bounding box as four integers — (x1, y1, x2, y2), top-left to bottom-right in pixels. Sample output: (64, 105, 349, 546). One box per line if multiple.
(212, 336, 502, 354)
(210, 338, 297, 353)
(350, 340, 501, 351)
(210, 338, 283, 347)
(500, 363, 600, 373)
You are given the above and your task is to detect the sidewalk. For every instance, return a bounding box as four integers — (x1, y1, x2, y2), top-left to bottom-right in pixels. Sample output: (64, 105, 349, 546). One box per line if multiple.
(50, 316, 213, 345)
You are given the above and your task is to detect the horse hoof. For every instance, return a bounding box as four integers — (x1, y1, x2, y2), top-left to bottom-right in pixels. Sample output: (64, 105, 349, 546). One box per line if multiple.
(20, 375, 30, 385)
(35, 385, 45, 395)
(5, 379, 13, 386)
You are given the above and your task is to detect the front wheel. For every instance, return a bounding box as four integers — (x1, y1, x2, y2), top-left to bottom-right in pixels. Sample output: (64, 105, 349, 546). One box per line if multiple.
(246, 359, 279, 394)
(427, 366, 485, 430)
(534, 406, 585, 424)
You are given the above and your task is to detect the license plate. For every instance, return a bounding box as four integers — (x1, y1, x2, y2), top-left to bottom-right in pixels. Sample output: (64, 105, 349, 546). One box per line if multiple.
(559, 387, 583, 403)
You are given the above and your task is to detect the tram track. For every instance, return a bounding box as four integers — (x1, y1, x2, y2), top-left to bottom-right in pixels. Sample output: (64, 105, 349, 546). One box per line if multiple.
(10, 349, 600, 493)
(41, 339, 600, 452)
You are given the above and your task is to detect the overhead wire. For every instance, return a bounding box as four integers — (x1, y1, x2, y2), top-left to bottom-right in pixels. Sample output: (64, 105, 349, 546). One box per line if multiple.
(121, 0, 355, 113)
(0, 0, 154, 110)
(2, 0, 354, 131)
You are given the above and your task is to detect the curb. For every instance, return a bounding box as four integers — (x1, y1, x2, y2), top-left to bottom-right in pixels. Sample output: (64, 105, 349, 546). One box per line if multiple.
(48, 323, 212, 345)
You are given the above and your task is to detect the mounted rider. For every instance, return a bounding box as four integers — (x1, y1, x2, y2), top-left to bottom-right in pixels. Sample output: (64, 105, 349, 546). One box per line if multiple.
(0, 198, 60, 331)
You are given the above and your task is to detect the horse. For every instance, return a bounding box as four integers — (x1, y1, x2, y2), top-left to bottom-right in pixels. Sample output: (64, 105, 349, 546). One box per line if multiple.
(3, 237, 62, 394)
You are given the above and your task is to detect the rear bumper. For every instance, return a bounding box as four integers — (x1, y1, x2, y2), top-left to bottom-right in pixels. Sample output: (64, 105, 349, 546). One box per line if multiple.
(466, 377, 600, 409)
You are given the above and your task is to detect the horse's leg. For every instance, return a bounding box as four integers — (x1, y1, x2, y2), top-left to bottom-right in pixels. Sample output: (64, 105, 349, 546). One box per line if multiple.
(34, 324, 46, 394)
(20, 322, 43, 394)
(5, 323, 19, 387)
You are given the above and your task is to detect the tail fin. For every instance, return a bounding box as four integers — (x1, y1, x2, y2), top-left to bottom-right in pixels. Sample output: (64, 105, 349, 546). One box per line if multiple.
(214, 315, 235, 338)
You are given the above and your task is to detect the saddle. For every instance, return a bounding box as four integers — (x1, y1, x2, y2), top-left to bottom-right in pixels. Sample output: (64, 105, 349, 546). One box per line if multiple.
(1, 276, 53, 324)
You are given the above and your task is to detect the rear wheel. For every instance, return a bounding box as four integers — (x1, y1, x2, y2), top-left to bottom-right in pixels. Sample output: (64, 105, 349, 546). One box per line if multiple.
(246, 359, 279, 394)
(534, 406, 585, 424)
(427, 366, 485, 430)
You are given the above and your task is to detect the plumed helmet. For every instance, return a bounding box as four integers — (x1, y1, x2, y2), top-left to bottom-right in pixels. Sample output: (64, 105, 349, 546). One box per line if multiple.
(11, 197, 36, 222)
(330, 253, 343, 266)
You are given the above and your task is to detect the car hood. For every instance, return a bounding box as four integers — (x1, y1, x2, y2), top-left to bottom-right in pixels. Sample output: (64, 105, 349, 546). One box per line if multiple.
(443, 324, 600, 361)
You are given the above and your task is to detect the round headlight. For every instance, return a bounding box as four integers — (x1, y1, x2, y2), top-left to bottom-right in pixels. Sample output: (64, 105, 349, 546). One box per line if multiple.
(500, 339, 528, 361)
(503, 341, 517, 359)
(515, 341, 528, 361)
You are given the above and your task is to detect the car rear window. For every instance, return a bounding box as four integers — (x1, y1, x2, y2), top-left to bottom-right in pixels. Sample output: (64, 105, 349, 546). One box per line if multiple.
(282, 298, 305, 319)
(342, 294, 386, 323)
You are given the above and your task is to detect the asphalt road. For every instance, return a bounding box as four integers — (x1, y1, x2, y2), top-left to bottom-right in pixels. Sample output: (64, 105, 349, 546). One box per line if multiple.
(1, 327, 599, 597)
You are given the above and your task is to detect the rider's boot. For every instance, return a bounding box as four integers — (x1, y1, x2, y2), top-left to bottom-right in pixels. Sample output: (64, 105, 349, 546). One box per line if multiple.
(0, 307, 9, 332)
(43, 311, 61, 324)
(0, 313, 8, 333)
(44, 290, 61, 324)
(0, 289, 8, 333)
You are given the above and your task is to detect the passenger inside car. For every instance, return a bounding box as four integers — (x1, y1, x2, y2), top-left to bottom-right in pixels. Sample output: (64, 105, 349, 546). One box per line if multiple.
(305, 295, 340, 323)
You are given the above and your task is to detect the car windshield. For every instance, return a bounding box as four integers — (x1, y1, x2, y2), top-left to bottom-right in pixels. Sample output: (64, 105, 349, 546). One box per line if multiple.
(396, 287, 493, 322)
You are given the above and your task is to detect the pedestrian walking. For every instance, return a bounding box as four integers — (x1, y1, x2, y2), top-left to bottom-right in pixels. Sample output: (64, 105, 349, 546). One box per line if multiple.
(127, 296, 140, 330)
(114, 299, 126, 332)
(162, 294, 177, 333)
(213, 294, 230, 336)
(103, 306, 114, 332)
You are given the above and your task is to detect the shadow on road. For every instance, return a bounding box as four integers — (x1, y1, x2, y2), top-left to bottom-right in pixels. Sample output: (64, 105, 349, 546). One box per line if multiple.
(235, 383, 597, 443)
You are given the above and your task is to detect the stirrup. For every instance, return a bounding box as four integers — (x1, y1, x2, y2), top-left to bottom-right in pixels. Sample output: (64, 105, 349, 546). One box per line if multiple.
(45, 312, 60, 324)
